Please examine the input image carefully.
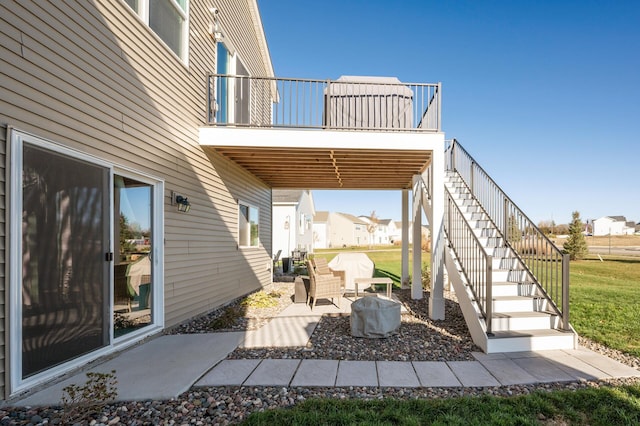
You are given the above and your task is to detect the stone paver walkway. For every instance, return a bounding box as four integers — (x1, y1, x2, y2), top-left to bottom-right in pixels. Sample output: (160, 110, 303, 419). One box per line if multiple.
(197, 348, 640, 388)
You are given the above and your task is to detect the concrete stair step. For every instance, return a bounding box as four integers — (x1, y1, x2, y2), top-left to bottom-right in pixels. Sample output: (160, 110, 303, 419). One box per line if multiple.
(451, 192, 473, 200)
(491, 281, 533, 297)
(464, 212, 485, 221)
(492, 257, 521, 269)
(492, 268, 527, 282)
(478, 236, 503, 245)
(474, 228, 498, 238)
(486, 329, 576, 353)
(489, 311, 557, 332)
(468, 219, 491, 228)
(486, 247, 512, 257)
(492, 295, 542, 312)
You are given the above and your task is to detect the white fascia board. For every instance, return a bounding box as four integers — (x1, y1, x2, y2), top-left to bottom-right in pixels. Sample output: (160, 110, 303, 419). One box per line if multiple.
(248, 0, 275, 78)
(200, 127, 445, 151)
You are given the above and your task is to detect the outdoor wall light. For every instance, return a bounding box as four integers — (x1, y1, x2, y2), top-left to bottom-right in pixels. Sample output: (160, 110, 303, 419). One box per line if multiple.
(175, 195, 191, 213)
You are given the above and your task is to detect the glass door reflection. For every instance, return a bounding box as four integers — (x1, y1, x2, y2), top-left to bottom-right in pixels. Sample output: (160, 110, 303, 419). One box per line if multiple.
(113, 175, 153, 338)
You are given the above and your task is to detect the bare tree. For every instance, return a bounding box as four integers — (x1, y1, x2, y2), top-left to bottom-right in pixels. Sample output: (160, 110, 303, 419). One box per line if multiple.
(366, 210, 378, 249)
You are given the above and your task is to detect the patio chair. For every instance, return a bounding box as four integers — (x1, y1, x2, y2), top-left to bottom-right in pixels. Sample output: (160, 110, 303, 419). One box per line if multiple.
(272, 249, 282, 269)
(291, 249, 302, 264)
(306, 260, 343, 309)
(311, 257, 345, 289)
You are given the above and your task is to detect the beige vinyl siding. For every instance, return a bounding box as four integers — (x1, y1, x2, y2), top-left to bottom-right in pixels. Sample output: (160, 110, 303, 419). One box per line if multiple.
(1, 0, 274, 395)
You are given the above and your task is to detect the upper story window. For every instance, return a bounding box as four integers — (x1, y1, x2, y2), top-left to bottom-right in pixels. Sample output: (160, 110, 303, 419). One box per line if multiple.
(124, 0, 189, 61)
(239, 201, 259, 248)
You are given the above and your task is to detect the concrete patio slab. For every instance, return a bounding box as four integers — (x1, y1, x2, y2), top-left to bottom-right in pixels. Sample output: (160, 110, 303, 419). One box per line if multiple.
(196, 359, 260, 386)
(16, 332, 246, 406)
(291, 360, 339, 387)
(447, 361, 500, 387)
(477, 358, 538, 385)
(472, 352, 507, 361)
(244, 359, 300, 386)
(377, 361, 420, 387)
(511, 356, 575, 383)
(412, 362, 461, 387)
(564, 348, 640, 378)
(540, 352, 610, 381)
(504, 351, 545, 359)
(335, 360, 379, 387)
(240, 315, 318, 348)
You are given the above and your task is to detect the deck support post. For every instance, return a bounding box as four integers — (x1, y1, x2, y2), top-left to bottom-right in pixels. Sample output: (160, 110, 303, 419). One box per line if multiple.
(429, 144, 445, 320)
(411, 176, 423, 300)
(401, 189, 410, 289)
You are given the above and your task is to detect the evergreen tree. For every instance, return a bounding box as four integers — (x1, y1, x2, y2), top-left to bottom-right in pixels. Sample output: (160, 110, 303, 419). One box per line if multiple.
(507, 214, 521, 244)
(563, 211, 588, 260)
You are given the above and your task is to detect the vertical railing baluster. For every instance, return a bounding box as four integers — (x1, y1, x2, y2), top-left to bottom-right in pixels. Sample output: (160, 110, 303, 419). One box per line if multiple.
(486, 254, 493, 335)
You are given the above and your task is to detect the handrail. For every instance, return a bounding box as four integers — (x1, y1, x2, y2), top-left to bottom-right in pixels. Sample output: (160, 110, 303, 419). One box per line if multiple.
(444, 184, 494, 334)
(206, 74, 441, 132)
(446, 139, 570, 330)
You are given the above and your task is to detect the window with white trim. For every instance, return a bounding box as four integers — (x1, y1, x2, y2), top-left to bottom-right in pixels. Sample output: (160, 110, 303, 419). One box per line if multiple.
(124, 0, 189, 61)
(239, 202, 259, 247)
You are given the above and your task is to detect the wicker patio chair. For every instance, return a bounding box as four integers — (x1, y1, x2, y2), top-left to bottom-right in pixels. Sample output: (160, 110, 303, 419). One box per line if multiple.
(311, 257, 345, 290)
(306, 260, 343, 309)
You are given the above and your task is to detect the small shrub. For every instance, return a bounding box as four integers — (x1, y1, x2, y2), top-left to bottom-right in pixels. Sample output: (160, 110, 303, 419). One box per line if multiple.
(61, 370, 118, 423)
(207, 306, 243, 329)
(241, 290, 279, 309)
(293, 265, 307, 275)
(421, 263, 431, 290)
(113, 313, 135, 330)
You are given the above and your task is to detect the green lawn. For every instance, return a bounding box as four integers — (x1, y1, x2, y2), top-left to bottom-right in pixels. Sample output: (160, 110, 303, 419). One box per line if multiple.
(569, 257, 640, 357)
(243, 384, 640, 425)
(314, 247, 430, 288)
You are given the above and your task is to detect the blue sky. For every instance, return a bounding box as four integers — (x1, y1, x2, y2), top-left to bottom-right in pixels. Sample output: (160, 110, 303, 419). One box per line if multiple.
(258, 0, 640, 225)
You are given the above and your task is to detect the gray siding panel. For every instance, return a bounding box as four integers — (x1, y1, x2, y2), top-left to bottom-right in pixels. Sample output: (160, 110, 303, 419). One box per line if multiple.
(0, 0, 274, 396)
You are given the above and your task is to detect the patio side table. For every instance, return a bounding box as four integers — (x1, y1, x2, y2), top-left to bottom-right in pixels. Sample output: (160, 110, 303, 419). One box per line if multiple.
(294, 275, 309, 303)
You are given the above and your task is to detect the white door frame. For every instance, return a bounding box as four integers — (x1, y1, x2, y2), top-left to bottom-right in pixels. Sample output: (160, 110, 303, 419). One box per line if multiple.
(8, 128, 164, 396)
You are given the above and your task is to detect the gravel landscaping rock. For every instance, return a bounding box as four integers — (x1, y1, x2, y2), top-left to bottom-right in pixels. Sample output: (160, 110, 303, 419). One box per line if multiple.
(4, 279, 639, 425)
(228, 288, 481, 361)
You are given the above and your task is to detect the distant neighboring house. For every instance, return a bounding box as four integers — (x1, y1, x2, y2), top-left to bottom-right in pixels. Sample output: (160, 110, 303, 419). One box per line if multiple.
(313, 211, 330, 249)
(377, 219, 397, 244)
(390, 221, 430, 244)
(391, 221, 403, 243)
(358, 216, 396, 245)
(327, 213, 370, 247)
(592, 216, 636, 236)
(272, 190, 315, 257)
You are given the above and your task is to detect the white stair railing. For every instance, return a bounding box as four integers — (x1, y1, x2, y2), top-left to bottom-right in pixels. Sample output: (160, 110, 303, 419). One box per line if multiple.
(445, 139, 570, 331)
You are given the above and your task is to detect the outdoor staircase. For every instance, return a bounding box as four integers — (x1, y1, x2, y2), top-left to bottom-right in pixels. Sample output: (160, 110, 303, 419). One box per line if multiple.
(443, 169, 577, 353)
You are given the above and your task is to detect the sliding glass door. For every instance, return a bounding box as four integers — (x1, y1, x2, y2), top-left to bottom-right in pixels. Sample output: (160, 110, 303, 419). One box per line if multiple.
(11, 130, 163, 392)
(21, 143, 110, 378)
